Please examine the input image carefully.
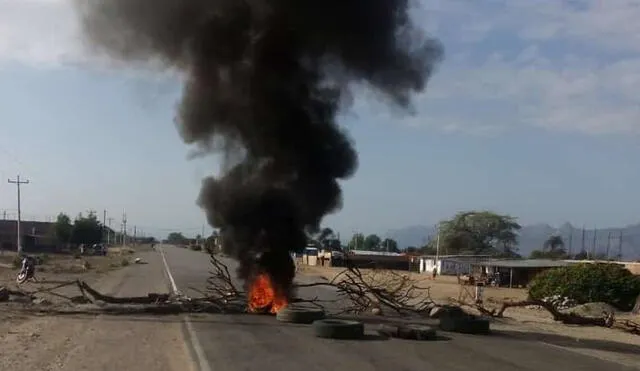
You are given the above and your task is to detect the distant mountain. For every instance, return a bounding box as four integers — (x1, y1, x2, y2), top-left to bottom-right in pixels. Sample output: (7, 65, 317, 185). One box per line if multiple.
(386, 223, 640, 260)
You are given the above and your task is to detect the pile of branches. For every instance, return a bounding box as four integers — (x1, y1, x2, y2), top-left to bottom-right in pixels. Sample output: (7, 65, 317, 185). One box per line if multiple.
(2, 251, 639, 338)
(0, 279, 233, 316)
(202, 253, 437, 316)
(0, 252, 437, 318)
(295, 263, 435, 315)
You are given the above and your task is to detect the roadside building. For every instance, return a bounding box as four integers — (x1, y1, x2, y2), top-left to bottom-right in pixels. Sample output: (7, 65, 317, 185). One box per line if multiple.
(418, 255, 493, 276)
(0, 220, 57, 252)
(470, 259, 570, 288)
(346, 250, 410, 270)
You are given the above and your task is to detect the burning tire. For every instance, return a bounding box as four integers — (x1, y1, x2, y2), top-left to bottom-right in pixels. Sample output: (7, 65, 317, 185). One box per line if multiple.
(312, 319, 364, 340)
(439, 315, 490, 335)
(377, 324, 437, 340)
(276, 306, 325, 324)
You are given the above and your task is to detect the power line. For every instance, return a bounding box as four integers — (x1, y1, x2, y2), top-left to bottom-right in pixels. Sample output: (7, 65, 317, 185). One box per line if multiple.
(7, 175, 29, 254)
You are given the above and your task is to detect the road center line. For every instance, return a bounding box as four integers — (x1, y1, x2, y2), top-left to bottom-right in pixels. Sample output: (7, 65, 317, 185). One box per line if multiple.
(158, 246, 212, 371)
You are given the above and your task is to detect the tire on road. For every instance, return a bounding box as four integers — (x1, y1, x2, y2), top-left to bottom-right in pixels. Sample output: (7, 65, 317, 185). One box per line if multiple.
(312, 319, 365, 339)
(276, 306, 326, 324)
(377, 324, 437, 340)
(439, 315, 490, 334)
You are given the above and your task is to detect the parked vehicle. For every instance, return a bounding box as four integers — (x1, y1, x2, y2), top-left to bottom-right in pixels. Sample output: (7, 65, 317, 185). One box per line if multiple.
(92, 244, 107, 256)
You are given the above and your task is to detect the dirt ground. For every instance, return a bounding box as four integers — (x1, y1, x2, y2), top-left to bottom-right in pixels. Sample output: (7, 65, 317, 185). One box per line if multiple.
(299, 264, 640, 368)
(0, 246, 191, 371)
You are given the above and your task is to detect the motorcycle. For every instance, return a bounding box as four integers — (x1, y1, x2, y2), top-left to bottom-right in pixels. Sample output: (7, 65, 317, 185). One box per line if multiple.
(16, 256, 36, 284)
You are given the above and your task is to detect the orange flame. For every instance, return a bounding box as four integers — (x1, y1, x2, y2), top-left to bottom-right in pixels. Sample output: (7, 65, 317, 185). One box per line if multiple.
(248, 273, 288, 314)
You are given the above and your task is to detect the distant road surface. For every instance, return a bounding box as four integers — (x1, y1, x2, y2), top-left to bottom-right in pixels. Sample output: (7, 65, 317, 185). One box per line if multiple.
(158, 245, 638, 371)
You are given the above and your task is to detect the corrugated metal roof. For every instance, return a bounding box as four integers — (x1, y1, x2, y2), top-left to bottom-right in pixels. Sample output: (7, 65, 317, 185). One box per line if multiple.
(350, 250, 405, 256)
(471, 259, 570, 268)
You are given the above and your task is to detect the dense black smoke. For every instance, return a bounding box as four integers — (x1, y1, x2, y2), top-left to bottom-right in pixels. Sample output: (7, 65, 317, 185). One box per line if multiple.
(75, 0, 443, 299)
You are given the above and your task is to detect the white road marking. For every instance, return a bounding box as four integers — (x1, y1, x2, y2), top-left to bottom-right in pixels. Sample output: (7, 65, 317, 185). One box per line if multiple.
(159, 246, 180, 294)
(159, 246, 212, 371)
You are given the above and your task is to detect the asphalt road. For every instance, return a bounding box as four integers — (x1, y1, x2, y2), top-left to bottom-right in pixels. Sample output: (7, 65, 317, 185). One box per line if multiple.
(159, 245, 638, 371)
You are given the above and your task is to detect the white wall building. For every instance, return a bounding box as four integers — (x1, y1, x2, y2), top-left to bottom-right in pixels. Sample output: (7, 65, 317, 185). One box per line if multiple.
(418, 255, 492, 276)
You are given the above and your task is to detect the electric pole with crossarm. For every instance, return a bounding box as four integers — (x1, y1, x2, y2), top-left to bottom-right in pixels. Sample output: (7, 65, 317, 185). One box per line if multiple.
(8, 175, 29, 254)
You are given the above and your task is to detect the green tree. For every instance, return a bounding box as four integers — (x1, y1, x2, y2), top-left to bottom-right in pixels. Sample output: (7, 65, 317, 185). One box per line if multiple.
(347, 233, 365, 251)
(51, 212, 73, 245)
(167, 232, 188, 245)
(436, 210, 521, 255)
(529, 235, 568, 259)
(381, 238, 399, 253)
(363, 234, 382, 251)
(70, 212, 103, 245)
(529, 249, 568, 260)
(529, 263, 640, 311)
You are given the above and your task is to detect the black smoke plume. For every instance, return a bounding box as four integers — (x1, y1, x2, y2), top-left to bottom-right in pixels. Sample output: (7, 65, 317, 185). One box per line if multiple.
(75, 0, 443, 300)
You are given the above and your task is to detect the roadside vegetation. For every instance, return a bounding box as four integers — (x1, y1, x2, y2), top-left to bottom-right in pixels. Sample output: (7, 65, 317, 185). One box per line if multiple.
(529, 263, 640, 311)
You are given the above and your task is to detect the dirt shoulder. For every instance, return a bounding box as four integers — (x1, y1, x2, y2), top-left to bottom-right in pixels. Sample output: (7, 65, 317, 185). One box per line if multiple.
(0, 250, 192, 371)
(298, 264, 640, 369)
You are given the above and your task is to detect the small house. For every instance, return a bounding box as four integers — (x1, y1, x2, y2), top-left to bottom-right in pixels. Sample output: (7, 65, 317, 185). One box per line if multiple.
(470, 259, 570, 288)
(345, 250, 411, 270)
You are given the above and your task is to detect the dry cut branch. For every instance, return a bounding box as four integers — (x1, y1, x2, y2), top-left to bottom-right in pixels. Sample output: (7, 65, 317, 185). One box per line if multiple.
(296, 262, 435, 315)
(466, 298, 640, 335)
(206, 253, 241, 302)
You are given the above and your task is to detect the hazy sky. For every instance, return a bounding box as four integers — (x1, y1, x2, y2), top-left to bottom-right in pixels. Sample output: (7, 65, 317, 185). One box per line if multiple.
(1, 0, 639, 239)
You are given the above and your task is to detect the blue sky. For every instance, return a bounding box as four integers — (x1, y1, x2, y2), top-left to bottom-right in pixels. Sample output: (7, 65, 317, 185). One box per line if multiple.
(1, 0, 640, 239)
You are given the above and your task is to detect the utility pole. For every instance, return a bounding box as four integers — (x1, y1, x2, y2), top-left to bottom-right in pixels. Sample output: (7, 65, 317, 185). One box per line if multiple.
(592, 227, 598, 260)
(107, 217, 114, 245)
(606, 231, 611, 260)
(567, 229, 573, 258)
(133, 225, 137, 245)
(102, 210, 107, 244)
(122, 211, 127, 246)
(435, 226, 440, 261)
(8, 175, 29, 254)
(618, 229, 623, 260)
(581, 226, 586, 258)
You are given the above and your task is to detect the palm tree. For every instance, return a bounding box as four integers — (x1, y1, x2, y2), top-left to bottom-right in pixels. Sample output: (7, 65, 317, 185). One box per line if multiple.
(543, 234, 565, 252)
(532, 234, 568, 260)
